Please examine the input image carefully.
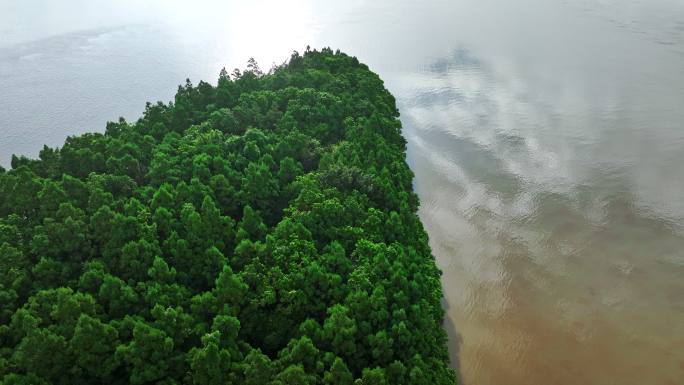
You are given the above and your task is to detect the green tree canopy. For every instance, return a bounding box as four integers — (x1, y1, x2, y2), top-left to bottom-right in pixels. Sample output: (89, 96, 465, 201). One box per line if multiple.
(0, 48, 455, 385)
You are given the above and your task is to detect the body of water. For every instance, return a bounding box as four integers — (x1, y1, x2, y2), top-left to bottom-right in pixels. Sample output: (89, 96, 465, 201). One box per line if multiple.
(2, 1, 683, 384)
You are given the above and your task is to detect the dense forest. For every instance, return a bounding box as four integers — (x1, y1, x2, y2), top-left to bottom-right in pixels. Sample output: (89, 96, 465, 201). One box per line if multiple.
(0, 48, 455, 384)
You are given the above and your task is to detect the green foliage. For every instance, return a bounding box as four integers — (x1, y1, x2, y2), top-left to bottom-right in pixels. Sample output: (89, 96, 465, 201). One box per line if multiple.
(70, 314, 120, 381)
(0, 48, 455, 384)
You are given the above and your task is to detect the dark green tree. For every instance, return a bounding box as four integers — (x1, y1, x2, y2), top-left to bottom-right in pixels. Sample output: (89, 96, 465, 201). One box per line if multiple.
(0, 48, 455, 385)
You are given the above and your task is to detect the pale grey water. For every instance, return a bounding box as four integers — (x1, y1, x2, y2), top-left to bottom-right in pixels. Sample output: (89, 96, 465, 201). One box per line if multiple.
(2, 1, 684, 384)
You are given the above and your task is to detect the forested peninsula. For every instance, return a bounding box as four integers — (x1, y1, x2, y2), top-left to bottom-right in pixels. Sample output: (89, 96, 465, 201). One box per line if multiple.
(0, 49, 455, 385)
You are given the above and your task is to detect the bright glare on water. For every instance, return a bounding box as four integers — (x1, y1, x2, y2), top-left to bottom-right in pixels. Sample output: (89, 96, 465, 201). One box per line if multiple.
(1, 1, 684, 384)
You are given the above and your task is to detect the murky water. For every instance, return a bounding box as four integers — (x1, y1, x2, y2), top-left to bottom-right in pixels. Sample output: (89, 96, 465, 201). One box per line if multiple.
(2, 1, 684, 384)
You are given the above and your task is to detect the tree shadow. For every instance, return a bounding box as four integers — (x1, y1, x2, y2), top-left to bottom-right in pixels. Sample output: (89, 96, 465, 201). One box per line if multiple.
(441, 297, 465, 385)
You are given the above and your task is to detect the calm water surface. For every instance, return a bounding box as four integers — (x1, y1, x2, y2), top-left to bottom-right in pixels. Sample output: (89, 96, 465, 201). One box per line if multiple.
(2, 1, 684, 384)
